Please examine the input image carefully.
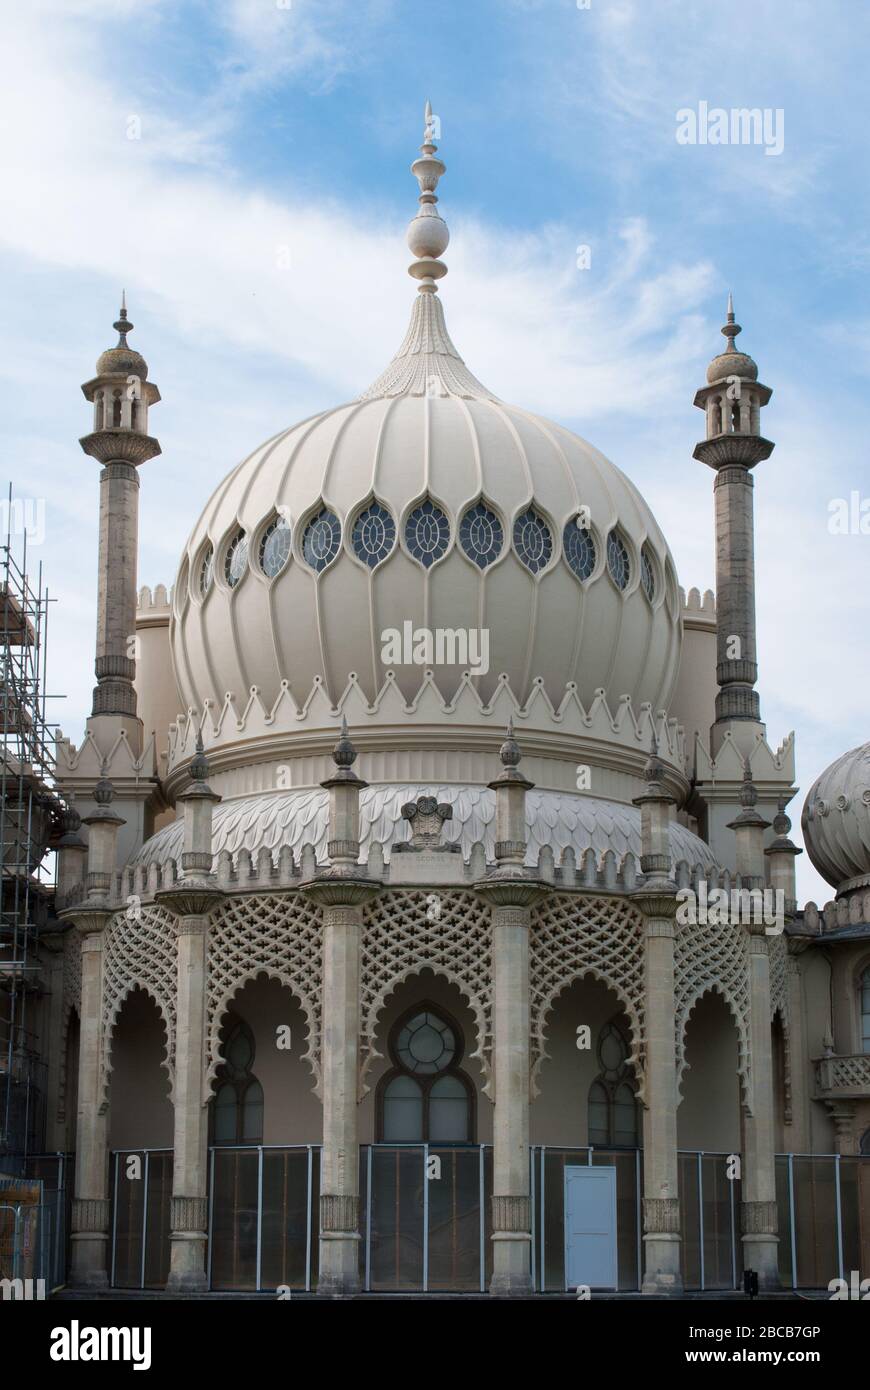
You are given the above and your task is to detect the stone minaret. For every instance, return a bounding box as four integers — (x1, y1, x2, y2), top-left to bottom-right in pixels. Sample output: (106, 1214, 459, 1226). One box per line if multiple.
(693, 296, 773, 755)
(79, 296, 161, 752)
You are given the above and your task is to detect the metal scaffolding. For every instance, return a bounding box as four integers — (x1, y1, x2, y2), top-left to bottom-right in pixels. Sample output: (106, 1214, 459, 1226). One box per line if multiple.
(0, 489, 61, 1162)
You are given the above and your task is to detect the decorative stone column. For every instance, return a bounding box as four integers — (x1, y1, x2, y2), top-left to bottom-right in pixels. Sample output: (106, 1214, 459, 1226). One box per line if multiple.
(156, 735, 224, 1292)
(59, 771, 124, 1288)
(632, 736, 683, 1295)
(729, 765, 779, 1287)
(693, 297, 773, 753)
(301, 720, 380, 1297)
(475, 722, 545, 1296)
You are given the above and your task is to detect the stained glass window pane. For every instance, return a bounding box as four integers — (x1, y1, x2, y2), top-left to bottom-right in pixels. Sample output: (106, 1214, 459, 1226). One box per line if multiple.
(405, 500, 450, 568)
(199, 546, 214, 596)
(224, 530, 248, 588)
(641, 546, 656, 601)
(429, 1075, 470, 1142)
(614, 1084, 638, 1146)
(513, 508, 552, 574)
(383, 1076, 424, 1142)
(563, 518, 596, 581)
(242, 1081, 264, 1143)
(459, 502, 503, 569)
(352, 502, 396, 568)
(606, 530, 630, 590)
(259, 515, 291, 578)
(214, 1085, 237, 1144)
(302, 507, 341, 572)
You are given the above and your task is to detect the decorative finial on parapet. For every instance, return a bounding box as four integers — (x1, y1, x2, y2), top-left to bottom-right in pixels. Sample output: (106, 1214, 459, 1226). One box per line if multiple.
(721, 291, 740, 353)
(407, 99, 449, 292)
(643, 726, 665, 789)
(332, 714, 358, 769)
(740, 758, 758, 809)
(500, 718, 522, 770)
(94, 759, 114, 806)
(772, 796, 791, 837)
(189, 730, 209, 783)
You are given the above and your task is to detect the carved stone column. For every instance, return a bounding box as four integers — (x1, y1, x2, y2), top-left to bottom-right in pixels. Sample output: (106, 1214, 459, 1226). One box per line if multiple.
(632, 737, 682, 1295)
(741, 927, 780, 1287)
(61, 773, 124, 1288)
(156, 736, 224, 1291)
(475, 722, 544, 1296)
(302, 719, 380, 1297)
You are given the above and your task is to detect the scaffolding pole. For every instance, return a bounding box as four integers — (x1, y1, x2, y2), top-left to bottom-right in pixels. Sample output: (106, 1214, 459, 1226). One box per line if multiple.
(0, 486, 62, 1164)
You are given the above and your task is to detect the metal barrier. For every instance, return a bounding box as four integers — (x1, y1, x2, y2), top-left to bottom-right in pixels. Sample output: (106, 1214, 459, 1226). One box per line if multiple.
(95, 1144, 870, 1293)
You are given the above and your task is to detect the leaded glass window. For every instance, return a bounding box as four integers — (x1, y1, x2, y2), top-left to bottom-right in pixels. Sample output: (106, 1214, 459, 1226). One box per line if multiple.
(586, 1020, 638, 1147)
(259, 514, 291, 578)
(563, 517, 597, 581)
(199, 545, 214, 597)
(405, 499, 450, 568)
(352, 502, 396, 569)
(224, 529, 248, 588)
(606, 529, 630, 590)
(302, 507, 341, 572)
(513, 507, 553, 574)
(377, 1004, 473, 1143)
(861, 967, 870, 1054)
(459, 502, 503, 569)
(641, 545, 656, 602)
(213, 1017, 263, 1146)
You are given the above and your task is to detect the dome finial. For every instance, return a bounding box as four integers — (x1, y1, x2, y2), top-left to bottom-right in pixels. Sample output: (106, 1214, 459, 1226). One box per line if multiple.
(113, 292, 133, 348)
(407, 100, 449, 293)
(721, 291, 741, 353)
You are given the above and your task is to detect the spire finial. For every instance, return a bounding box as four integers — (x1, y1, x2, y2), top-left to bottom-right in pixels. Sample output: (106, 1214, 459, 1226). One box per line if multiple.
(113, 292, 132, 348)
(721, 291, 741, 353)
(407, 100, 449, 294)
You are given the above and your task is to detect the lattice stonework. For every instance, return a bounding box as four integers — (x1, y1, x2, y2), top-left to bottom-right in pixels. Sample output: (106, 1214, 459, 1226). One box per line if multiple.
(768, 933, 788, 1023)
(675, 919, 751, 1110)
(360, 889, 492, 1099)
(529, 894, 646, 1101)
(100, 906, 178, 1111)
(206, 892, 323, 1099)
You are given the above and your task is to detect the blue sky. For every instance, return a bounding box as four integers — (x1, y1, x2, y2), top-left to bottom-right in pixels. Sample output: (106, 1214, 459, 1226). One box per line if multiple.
(2, 0, 869, 903)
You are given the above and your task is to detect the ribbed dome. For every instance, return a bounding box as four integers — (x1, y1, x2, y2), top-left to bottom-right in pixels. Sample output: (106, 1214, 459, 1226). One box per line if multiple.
(170, 292, 681, 734)
(96, 345, 148, 380)
(802, 742, 870, 894)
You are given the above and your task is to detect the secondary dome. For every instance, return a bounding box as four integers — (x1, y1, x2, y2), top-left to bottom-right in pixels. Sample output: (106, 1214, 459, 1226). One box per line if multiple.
(168, 110, 682, 779)
(802, 741, 870, 895)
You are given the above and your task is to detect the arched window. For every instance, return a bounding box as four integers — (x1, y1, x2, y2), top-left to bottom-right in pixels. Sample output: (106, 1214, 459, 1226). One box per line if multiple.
(378, 1004, 474, 1143)
(213, 1016, 263, 1145)
(860, 967, 870, 1054)
(587, 1020, 638, 1147)
(112, 391, 122, 427)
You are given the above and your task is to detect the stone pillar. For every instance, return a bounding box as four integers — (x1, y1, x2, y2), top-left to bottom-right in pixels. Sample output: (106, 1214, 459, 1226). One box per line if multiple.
(476, 722, 544, 1296)
(156, 735, 223, 1292)
(692, 297, 773, 750)
(741, 927, 780, 1286)
(302, 719, 380, 1297)
(729, 765, 779, 1287)
(40, 931, 68, 1153)
(783, 951, 810, 1151)
(632, 736, 682, 1294)
(61, 772, 124, 1288)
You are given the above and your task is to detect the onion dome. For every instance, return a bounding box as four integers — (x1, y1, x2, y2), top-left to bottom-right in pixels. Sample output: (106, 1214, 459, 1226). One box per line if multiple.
(802, 742, 870, 895)
(96, 293, 149, 380)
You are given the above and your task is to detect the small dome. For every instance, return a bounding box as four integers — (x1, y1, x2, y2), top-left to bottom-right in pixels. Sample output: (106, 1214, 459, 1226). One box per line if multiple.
(96, 345, 149, 380)
(95, 298, 148, 380)
(802, 741, 870, 893)
(706, 350, 757, 384)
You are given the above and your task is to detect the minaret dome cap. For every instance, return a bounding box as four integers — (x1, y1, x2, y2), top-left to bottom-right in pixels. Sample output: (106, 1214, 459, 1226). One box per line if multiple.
(96, 293, 149, 381)
(706, 292, 758, 384)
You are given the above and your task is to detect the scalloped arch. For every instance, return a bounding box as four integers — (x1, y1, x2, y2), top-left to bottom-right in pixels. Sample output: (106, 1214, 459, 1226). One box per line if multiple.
(676, 984, 751, 1113)
(205, 967, 321, 1102)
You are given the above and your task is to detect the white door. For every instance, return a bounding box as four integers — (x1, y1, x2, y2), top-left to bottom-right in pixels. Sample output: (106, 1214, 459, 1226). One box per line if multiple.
(564, 1165, 618, 1291)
